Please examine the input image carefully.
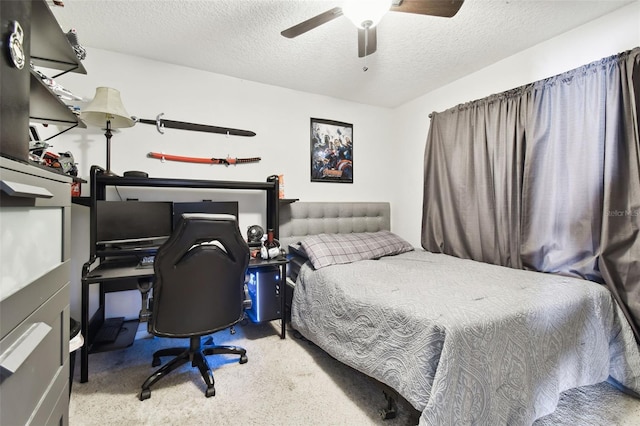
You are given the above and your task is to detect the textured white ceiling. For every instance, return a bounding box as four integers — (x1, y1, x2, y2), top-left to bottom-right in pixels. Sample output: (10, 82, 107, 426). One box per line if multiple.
(50, 0, 633, 108)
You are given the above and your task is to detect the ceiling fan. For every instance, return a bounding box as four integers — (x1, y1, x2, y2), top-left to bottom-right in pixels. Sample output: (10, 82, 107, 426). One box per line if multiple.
(281, 0, 465, 58)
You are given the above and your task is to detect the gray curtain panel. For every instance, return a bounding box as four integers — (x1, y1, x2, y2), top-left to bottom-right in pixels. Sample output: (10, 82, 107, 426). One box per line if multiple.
(422, 47, 640, 339)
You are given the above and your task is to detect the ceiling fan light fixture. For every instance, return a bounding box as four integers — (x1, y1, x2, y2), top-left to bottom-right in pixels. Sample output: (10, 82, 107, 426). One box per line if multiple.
(342, 0, 392, 29)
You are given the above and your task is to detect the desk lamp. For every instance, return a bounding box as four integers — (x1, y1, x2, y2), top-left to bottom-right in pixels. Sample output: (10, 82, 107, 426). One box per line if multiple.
(80, 87, 135, 175)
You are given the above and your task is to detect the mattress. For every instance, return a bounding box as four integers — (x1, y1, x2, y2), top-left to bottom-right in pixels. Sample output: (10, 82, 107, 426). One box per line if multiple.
(291, 250, 640, 425)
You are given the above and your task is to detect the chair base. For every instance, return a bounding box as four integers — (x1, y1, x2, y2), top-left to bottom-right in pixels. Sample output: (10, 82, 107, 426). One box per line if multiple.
(139, 335, 247, 401)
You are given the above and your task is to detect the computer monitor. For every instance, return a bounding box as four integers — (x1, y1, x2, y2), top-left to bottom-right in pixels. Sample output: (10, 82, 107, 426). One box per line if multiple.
(172, 201, 238, 229)
(96, 201, 173, 246)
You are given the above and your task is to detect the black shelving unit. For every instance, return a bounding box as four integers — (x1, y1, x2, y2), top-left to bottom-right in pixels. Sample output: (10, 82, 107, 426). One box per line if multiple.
(2, 0, 86, 163)
(30, 0, 87, 77)
(29, 0, 86, 131)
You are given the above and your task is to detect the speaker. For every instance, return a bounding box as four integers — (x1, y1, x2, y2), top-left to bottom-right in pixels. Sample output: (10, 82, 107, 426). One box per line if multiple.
(246, 266, 281, 323)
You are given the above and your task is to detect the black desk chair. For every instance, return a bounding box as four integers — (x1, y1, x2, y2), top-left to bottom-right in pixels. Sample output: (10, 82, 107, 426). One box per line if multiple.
(139, 213, 250, 401)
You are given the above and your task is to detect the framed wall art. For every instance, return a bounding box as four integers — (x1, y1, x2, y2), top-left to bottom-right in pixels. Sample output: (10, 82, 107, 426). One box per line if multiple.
(310, 118, 353, 183)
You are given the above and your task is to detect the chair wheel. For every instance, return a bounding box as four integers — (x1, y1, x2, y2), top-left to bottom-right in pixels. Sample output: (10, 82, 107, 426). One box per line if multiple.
(139, 388, 151, 401)
(205, 387, 216, 398)
(152, 357, 161, 367)
(380, 391, 397, 419)
(239, 354, 248, 364)
(380, 408, 396, 420)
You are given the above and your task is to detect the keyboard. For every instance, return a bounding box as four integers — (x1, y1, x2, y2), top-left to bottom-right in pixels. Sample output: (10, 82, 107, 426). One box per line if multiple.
(93, 317, 124, 343)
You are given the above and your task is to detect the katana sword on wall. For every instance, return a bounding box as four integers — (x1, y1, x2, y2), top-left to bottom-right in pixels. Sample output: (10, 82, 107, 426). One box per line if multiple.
(148, 152, 261, 165)
(133, 113, 256, 137)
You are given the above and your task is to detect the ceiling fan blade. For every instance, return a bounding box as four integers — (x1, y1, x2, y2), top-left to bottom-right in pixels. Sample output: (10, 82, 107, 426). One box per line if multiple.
(281, 7, 344, 38)
(390, 0, 464, 18)
(357, 27, 377, 58)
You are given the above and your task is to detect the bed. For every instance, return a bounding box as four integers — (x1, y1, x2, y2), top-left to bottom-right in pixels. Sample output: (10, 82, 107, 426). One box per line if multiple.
(280, 202, 640, 425)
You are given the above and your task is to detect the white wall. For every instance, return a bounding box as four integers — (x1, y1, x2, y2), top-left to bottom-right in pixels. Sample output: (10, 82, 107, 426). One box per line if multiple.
(47, 49, 394, 320)
(50, 48, 394, 206)
(390, 2, 640, 247)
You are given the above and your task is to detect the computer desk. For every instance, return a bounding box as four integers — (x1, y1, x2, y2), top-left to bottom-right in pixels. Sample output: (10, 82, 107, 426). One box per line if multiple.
(80, 255, 288, 384)
(79, 166, 284, 383)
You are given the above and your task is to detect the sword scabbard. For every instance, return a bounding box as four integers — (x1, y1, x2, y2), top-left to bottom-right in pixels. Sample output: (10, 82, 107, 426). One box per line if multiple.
(148, 152, 260, 165)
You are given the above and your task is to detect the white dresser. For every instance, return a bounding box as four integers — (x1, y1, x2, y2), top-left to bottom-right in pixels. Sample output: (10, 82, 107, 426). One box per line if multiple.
(0, 157, 71, 425)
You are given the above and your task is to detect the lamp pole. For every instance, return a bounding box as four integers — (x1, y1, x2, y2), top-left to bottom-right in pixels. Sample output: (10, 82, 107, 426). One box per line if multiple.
(104, 118, 114, 175)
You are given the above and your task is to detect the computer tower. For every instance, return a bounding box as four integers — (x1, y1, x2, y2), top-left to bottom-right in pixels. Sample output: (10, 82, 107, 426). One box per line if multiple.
(246, 266, 281, 323)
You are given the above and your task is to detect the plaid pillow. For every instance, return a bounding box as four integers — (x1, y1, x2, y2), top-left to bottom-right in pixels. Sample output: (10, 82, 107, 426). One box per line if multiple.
(300, 231, 413, 269)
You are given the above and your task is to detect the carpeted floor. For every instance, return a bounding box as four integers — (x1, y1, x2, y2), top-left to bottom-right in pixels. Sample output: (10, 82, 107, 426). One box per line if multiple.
(70, 322, 640, 425)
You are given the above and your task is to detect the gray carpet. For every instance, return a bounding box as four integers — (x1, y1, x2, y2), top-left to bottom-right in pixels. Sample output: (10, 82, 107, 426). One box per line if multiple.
(70, 322, 640, 425)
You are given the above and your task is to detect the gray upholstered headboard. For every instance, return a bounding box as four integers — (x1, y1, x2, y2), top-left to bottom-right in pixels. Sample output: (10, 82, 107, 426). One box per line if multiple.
(279, 202, 391, 251)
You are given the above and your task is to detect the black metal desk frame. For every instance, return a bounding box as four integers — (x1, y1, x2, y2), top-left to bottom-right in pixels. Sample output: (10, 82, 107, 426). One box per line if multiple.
(80, 166, 282, 383)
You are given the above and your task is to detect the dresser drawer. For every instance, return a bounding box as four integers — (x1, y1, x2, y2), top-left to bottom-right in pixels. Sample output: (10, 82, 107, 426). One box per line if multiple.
(1, 159, 71, 303)
(0, 262, 69, 338)
(0, 282, 69, 426)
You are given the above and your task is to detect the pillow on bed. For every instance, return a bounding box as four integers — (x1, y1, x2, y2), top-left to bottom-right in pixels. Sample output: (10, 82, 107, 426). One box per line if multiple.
(300, 231, 413, 269)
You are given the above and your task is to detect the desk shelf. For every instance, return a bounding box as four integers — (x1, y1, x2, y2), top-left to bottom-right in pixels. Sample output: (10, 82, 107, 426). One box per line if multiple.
(72, 196, 91, 207)
(84, 258, 154, 284)
(279, 198, 299, 204)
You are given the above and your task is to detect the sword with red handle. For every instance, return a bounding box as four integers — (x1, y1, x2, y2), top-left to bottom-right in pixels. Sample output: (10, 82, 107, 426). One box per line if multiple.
(148, 152, 261, 165)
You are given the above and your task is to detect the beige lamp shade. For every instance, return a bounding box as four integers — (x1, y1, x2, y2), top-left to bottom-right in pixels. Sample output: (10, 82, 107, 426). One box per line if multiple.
(80, 87, 135, 128)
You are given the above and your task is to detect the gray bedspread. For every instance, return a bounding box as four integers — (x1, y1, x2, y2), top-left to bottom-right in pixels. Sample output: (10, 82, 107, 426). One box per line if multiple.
(291, 250, 640, 425)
